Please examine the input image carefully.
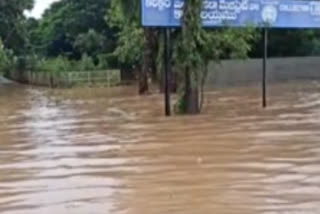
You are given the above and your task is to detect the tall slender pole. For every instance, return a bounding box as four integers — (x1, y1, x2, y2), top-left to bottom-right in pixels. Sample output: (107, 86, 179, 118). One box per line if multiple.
(262, 28, 268, 108)
(164, 28, 171, 116)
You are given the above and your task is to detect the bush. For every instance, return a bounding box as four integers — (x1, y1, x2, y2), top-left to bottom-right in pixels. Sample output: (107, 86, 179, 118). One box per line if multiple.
(79, 54, 96, 71)
(33, 56, 73, 73)
(27, 54, 102, 73)
(3, 52, 109, 75)
(97, 54, 109, 70)
(1, 37, 110, 77)
(0, 39, 16, 76)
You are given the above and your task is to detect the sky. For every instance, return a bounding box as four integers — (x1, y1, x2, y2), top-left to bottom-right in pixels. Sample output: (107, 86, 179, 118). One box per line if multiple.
(25, 0, 60, 19)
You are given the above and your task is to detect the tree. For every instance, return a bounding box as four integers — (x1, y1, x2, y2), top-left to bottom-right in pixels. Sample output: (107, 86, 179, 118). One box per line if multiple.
(177, 0, 204, 114)
(108, 0, 159, 94)
(0, 0, 34, 53)
(74, 29, 108, 61)
(175, 0, 257, 114)
(30, 0, 115, 59)
(0, 38, 16, 75)
(249, 28, 320, 58)
(0, 39, 8, 72)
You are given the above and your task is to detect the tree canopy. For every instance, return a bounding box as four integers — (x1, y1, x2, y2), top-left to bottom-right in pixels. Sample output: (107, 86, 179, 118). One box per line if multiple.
(29, 0, 115, 60)
(0, 0, 34, 53)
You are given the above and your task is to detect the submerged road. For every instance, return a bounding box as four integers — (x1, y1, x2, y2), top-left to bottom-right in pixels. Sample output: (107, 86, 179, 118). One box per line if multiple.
(0, 76, 12, 85)
(1, 81, 320, 214)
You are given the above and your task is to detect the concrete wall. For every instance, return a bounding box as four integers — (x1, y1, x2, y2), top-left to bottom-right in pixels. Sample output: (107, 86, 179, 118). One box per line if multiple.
(206, 57, 320, 88)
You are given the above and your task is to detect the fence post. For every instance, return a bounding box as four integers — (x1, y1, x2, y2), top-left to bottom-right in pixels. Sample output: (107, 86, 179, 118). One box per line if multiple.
(107, 70, 110, 87)
(68, 72, 72, 87)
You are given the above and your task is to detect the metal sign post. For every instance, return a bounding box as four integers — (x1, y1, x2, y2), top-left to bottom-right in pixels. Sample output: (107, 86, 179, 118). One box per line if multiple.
(164, 28, 171, 116)
(262, 27, 268, 108)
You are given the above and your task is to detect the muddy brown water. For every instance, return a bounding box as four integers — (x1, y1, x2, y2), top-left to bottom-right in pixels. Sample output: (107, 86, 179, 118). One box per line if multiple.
(1, 81, 320, 214)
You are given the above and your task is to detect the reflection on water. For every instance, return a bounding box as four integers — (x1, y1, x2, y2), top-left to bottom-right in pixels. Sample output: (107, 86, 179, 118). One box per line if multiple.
(1, 81, 320, 214)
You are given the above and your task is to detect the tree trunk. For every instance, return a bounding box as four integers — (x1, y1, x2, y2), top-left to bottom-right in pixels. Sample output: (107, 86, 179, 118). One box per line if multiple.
(139, 29, 151, 94)
(138, 64, 149, 94)
(183, 66, 200, 114)
(139, 28, 157, 95)
(171, 71, 178, 93)
(150, 29, 158, 83)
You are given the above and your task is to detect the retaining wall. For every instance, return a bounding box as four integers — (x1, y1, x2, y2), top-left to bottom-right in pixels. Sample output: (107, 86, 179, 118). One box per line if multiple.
(206, 57, 320, 88)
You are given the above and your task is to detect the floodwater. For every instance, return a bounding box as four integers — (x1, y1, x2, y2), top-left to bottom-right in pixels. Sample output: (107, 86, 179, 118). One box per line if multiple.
(1, 79, 320, 214)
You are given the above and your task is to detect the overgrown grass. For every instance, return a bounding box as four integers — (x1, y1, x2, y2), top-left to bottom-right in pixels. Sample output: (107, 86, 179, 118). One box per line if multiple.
(26, 54, 110, 74)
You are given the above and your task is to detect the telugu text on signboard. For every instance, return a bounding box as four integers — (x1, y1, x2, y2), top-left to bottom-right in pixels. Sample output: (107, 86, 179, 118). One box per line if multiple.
(142, 0, 320, 28)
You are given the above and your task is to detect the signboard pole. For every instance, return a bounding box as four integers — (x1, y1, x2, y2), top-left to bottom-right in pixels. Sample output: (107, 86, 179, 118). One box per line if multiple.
(164, 28, 171, 116)
(262, 27, 268, 108)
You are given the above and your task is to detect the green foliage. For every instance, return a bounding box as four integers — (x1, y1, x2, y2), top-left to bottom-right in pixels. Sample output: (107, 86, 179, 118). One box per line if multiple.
(109, 0, 158, 95)
(176, 5, 257, 69)
(173, 0, 258, 114)
(178, 0, 203, 70)
(0, 0, 34, 53)
(113, 23, 144, 66)
(32, 55, 101, 73)
(97, 54, 110, 70)
(78, 54, 96, 71)
(0, 39, 18, 75)
(0, 40, 10, 74)
(74, 29, 107, 58)
(30, 0, 115, 59)
(250, 29, 320, 57)
(4, 0, 320, 95)
(108, 0, 144, 67)
(108, 0, 140, 24)
(175, 87, 188, 114)
(3, 52, 109, 75)
(32, 56, 71, 73)
(0, 40, 7, 71)
(307, 39, 320, 56)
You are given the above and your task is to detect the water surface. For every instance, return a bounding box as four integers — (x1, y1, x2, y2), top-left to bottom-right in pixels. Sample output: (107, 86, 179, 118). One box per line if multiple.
(1, 81, 320, 214)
